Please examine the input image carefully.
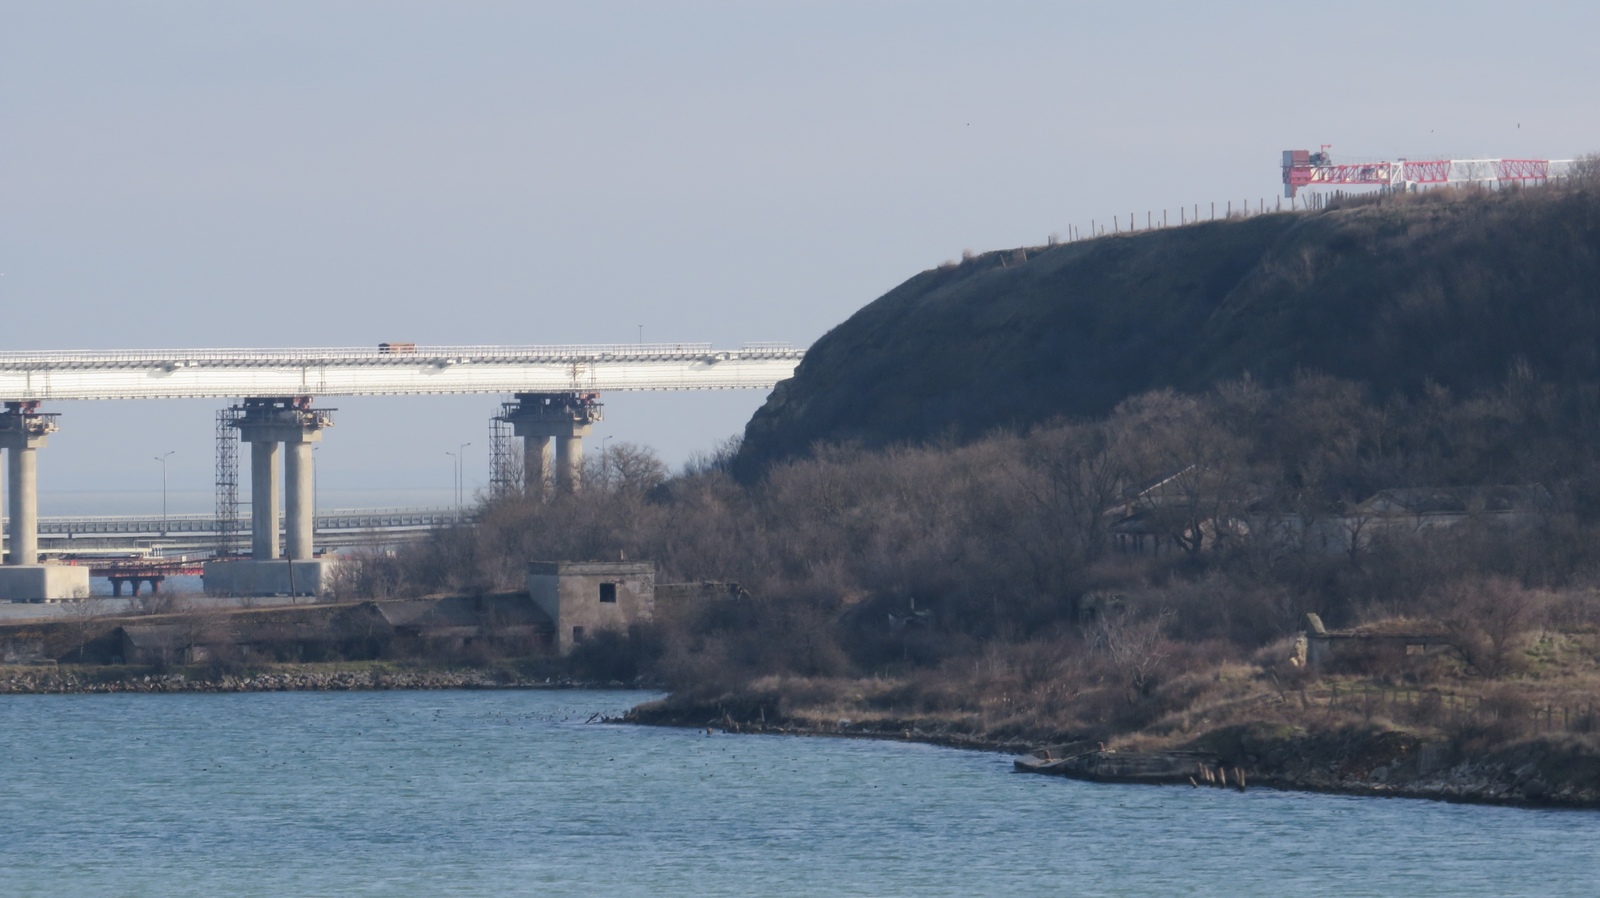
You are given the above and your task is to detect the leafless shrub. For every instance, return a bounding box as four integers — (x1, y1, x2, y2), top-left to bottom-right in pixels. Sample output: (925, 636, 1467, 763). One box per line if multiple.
(1568, 153, 1600, 183)
(1091, 609, 1172, 700)
(1429, 577, 1540, 678)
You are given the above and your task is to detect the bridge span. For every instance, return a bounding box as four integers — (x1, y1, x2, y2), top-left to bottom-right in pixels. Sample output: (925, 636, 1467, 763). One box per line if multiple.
(11, 507, 466, 554)
(0, 342, 801, 400)
(0, 342, 802, 600)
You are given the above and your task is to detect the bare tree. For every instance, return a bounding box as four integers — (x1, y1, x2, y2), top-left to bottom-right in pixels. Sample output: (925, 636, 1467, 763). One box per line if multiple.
(1569, 152, 1600, 183)
(62, 596, 108, 664)
(1432, 577, 1537, 678)
(1092, 609, 1172, 700)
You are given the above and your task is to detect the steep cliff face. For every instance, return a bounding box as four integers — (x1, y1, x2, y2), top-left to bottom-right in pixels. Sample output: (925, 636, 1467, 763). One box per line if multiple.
(736, 185, 1600, 478)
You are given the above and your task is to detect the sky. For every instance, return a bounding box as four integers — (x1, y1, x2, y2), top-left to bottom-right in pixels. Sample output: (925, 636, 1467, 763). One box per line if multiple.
(1, 0, 1596, 513)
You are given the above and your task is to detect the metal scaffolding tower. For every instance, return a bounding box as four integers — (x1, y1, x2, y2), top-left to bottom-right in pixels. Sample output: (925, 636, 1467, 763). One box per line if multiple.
(214, 405, 243, 557)
(489, 405, 522, 499)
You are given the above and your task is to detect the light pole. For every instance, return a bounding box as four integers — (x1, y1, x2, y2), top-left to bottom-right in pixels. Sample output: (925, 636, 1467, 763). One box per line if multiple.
(154, 451, 175, 536)
(602, 435, 613, 485)
(446, 444, 473, 508)
(445, 451, 459, 509)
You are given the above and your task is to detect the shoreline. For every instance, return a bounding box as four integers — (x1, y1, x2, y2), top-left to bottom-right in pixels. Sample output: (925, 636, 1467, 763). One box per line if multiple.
(11, 665, 1597, 811)
(623, 700, 1600, 812)
(0, 665, 616, 694)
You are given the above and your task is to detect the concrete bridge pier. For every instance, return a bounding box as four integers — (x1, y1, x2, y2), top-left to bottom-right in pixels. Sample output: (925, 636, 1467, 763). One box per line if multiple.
(204, 397, 335, 597)
(250, 439, 281, 560)
(523, 434, 552, 500)
(284, 440, 315, 560)
(0, 402, 89, 601)
(502, 392, 602, 497)
(556, 432, 586, 493)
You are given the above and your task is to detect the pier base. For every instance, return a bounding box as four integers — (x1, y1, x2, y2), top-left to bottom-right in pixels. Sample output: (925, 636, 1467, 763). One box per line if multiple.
(0, 565, 91, 603)
(202, 559, 335, 598)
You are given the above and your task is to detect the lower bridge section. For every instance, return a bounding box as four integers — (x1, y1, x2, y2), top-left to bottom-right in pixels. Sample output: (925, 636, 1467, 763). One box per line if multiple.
(5, 508, 466, 556)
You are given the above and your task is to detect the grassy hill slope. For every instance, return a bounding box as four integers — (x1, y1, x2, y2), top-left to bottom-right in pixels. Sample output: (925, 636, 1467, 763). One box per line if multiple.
(738, 185, 1600, 477)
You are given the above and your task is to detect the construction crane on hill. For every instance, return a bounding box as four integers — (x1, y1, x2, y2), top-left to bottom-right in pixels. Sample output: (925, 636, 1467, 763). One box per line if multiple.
(1282, 145, 1575, 197)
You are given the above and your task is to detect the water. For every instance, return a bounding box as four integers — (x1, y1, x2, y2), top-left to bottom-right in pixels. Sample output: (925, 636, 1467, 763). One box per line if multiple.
(1, 690, 1595, 897)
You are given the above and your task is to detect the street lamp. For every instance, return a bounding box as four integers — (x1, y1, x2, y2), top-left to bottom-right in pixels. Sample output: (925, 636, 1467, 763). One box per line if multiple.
(446, 443, 473, 508)
(602, 435, 613, 485)
(445, 451, 459, 509)
(154, 451, 176, 536)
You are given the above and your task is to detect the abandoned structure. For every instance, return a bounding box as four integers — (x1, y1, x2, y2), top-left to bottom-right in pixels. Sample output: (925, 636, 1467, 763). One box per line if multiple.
(1294, 613, 1452, 672)
(1107, 481, 1553, 558)
(1, 559, 681, 665)
(528, 560, 655, 655)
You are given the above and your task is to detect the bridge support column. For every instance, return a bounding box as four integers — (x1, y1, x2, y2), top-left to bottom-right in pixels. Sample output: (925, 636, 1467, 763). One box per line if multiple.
(500, 392, 602, 498)
(285, 441, 315, 561)
(203, 397, 336, 597)
(523, 434, 552, 500)
(556, 433, 585, 493)
(8, 442, 39, 566)
(0, 403, 88, 602)
(250, 440, 280, 561)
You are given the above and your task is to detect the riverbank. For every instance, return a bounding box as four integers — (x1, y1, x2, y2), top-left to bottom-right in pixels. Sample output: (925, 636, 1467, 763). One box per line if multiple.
(625, 680, 1600, 810)
(0, 662, 613, 694)
(11, 661, 1598, 811)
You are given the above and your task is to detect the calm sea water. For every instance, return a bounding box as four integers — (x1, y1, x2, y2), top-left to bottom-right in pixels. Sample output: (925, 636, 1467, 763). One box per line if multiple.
(1, 690, 1595, 897)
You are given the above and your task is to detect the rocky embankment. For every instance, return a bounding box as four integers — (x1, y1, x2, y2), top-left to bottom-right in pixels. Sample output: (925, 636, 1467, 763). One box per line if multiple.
(0, 666, 577, 694)
(1196, 724, 1600, 809)
(629, 696, 1600, 809)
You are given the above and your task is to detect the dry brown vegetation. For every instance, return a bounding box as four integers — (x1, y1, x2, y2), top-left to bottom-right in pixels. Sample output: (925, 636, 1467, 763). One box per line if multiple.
(362, 364, 1600, 754)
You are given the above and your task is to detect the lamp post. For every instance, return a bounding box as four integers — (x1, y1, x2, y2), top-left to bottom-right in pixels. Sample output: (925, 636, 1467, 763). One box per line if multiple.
(602, 435, 613, 485)
(446, 443, 473, 508)
(445, 451, 459, 509)
(154, 451, 175, 536)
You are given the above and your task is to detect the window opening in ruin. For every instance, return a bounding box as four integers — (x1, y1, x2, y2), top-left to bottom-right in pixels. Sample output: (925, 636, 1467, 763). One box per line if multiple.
(599, 583, 617, 603)
(572, 626, 585, 643)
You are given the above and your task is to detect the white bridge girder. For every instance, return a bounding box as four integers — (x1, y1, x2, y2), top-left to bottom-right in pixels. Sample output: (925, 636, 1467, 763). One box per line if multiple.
(0, 343, 803, 401)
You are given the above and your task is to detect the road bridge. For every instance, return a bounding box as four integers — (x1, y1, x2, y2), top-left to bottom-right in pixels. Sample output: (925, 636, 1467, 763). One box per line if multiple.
(0, 343, 802, 600)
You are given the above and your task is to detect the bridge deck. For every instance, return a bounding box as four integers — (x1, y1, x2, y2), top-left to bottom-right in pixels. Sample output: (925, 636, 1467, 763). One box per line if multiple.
(0, 343, 803, 401)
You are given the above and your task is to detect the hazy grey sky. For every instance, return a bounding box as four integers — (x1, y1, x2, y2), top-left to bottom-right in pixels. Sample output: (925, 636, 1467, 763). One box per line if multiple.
(2, 1, 1596, 510)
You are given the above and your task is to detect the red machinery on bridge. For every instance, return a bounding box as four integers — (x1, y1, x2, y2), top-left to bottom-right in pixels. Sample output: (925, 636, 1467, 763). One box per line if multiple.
(1282, 145, 1572, 197)
(77, 558, 204, 597)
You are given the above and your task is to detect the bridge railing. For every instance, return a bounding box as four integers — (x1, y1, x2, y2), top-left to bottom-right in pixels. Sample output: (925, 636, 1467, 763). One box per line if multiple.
(0, 343, 800, 367)
(18, 507, 468, 535)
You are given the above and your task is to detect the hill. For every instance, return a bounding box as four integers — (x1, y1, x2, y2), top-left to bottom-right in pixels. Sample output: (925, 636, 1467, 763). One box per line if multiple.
(736, 183, 1600, 477)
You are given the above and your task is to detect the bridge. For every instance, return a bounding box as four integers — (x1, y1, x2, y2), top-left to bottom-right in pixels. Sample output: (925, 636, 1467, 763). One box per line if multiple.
(10, 507, 466, 555)
(0, 343, 802, 401)
(0, 342, 802, 600)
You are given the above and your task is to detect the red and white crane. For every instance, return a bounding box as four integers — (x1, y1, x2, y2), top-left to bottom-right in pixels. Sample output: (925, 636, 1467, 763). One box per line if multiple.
(1282, 145, 1574, 197)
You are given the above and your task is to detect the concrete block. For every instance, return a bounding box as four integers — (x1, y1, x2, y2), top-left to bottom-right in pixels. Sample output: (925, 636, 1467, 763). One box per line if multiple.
(0, 565, 92, 603)
(203, 559, 336, 597)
